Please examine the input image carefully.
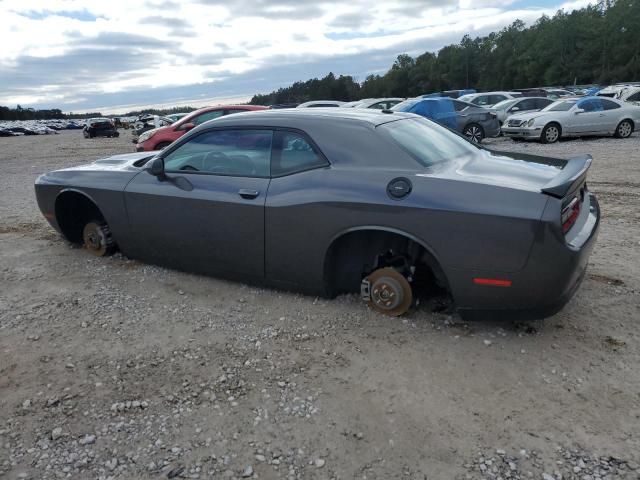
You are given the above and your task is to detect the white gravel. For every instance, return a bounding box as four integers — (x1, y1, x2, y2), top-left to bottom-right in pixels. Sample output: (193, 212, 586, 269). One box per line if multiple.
(0, 130, 639, 479)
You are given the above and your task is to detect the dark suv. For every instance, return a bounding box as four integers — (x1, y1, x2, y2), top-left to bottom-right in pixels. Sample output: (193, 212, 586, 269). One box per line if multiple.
(83, 118, 119, 139)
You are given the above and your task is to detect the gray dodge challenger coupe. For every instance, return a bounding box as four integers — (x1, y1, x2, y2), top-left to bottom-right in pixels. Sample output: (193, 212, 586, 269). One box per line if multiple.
(35, 109, 600, 319)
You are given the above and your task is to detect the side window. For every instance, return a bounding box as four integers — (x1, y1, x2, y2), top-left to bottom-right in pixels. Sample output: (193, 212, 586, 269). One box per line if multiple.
(600, 99, 621, 110)
(163, 129, 272, 177)
(472, 96, 488, 106)
(578, 99, 596, 112)
(489, 95, 506, 105)
(370, 102, 386, 110)
(192, 110, 224, 125)
(517, 99, 537, 110)
(223, 109, 244, 115)
(627, 92, 640, 102)
(452, 100, 467, 112)
(537, 98, 553, 109)
(271, 131, 328, 176)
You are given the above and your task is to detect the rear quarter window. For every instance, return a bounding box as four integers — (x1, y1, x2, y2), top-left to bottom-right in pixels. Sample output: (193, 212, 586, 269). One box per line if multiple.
(380, 117, 477, 168)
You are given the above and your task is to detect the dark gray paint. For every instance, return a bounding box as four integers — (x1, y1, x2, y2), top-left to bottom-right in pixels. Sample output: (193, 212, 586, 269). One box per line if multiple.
(35, 109, 600, 319)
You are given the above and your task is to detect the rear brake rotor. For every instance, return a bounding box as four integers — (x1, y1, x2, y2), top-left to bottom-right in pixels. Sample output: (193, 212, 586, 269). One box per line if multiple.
(364, 267, 413, 316)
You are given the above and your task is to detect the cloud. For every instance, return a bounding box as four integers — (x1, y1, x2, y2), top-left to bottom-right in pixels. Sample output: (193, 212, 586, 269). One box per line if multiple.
(195, 0, 325, 19)
(0, 0, 584, 111)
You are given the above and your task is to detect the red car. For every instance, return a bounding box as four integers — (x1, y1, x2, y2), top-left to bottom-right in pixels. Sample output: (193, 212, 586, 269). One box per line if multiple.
(135, 105, 268, 151)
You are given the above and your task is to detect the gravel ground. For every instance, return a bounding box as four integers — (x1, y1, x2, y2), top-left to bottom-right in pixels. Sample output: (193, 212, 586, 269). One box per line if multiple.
(0, 130, 639, 480)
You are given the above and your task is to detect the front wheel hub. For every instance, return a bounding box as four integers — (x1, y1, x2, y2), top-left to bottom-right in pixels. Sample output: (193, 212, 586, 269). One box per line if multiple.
(82, 221, 113, 257)
(361, 267, 413, 316)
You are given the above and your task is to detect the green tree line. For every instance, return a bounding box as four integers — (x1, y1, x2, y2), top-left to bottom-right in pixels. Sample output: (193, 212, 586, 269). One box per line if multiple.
(250, 0, 640, 105)
(0, 105, 201, 121)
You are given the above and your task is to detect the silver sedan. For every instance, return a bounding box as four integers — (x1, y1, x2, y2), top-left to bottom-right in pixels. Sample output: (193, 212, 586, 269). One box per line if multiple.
(501, 97, 640, 143)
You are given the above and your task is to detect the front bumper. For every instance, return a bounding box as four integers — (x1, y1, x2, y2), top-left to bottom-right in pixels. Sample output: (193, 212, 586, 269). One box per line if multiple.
(501, 126, 542, 139)
(455, 193, 600, 321)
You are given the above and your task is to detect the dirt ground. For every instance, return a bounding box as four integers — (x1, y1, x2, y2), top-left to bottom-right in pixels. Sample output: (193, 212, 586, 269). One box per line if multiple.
(1, 129, 639, 480)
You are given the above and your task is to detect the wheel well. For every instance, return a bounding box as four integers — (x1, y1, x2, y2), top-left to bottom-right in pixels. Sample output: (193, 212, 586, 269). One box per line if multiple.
(544, 121, 562, 133)
(464, 122, 484, 132)
(55, 191, 105, 244)
(620, 118, 635, 129)
(323, 229, 450, 298)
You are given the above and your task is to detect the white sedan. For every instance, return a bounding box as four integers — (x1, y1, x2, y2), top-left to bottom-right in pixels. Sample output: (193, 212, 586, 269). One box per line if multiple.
(502, 97, 640, 143)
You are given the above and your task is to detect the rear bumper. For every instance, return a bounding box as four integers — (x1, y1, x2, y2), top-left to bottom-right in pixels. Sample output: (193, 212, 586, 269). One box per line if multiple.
(454, 193, 600, 321)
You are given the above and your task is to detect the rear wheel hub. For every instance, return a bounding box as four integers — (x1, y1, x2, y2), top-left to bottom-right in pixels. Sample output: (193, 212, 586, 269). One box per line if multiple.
(362, 267, 413, 316)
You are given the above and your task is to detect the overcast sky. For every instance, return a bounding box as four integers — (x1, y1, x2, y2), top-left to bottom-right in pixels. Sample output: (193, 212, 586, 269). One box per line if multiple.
(0, 0, 590, 113)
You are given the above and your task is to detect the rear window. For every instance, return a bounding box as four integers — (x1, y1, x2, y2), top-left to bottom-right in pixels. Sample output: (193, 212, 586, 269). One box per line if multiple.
(391, 99, 421, 112)
(380, 117, 477, 168)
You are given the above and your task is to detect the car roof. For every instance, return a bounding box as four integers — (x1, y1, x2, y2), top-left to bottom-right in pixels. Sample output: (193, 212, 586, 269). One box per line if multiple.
(193, 107, 415, 129)
(297, 100, 346, 107)
(181, 104, 267, 121)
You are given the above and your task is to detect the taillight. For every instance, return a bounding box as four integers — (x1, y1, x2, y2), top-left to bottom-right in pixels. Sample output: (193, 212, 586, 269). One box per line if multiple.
(561, 197, 580, 233)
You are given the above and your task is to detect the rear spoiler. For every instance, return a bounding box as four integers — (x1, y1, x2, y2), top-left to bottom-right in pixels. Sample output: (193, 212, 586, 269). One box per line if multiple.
(541, 154, 592, 198)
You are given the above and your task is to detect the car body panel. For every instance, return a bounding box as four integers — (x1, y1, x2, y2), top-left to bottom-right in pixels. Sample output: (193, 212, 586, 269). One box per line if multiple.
(502, 97, 640, 140)
(35, 109, 600, 320)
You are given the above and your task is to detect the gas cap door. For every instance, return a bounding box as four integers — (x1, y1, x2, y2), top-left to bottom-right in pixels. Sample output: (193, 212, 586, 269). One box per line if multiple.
(387, 177, 412, 200)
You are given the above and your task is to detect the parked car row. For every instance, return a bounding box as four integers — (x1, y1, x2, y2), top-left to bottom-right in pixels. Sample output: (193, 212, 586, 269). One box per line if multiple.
(0, 119, 84, 136)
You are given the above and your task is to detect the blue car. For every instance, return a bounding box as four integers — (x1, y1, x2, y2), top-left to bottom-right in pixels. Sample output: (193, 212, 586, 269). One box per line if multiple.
(391, 97, 500, 143)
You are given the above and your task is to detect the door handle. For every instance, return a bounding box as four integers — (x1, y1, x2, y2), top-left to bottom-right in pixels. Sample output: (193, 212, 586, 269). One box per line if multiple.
(238, 189, 259, 199)
(599, 113, 605, 116)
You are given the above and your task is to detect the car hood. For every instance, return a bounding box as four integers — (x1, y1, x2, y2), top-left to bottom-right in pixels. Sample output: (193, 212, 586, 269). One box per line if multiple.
(506, 110, 557, 122)
(62, 152, 157, 172)
(432, 148, 567, 192)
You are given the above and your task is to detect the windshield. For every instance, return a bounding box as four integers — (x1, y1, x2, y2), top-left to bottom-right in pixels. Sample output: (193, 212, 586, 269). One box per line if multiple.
(390, 99, 421, 112)
(543, 100, 577, 111)
(492, 99, 518, 110)
(380, 117, 477, 167)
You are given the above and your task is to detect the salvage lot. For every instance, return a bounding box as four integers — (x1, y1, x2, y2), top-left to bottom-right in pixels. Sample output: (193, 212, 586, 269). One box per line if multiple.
(1, 130, 639, 479)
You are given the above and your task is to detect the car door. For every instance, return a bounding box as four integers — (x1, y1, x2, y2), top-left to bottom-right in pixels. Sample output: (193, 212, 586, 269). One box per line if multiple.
(570, 99, 604, 133)
(599, 98, 624, 132)
(264, 130, 330, 287)
(123, 128, 272, 279)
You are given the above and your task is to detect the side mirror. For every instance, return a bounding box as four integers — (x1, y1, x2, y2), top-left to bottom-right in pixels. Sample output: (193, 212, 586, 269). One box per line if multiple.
(149, 157, 165, 178)
(510, 107, 520, 112)
(574, 108, 585, 114)
(179, 122, 195, 131)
